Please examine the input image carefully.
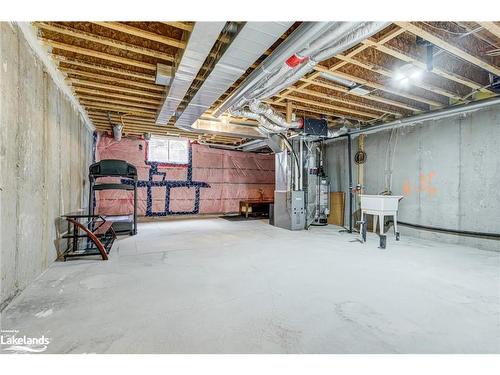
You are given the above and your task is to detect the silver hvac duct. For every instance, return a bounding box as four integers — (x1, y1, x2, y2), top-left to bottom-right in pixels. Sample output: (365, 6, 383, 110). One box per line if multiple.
(249, 22, 360, 101)
(212, 22, 333, 117)
(198, 138, 264, 151)
(249, 100, 303, 129)
(174, 22, 293, 131)
(198, 137, 278, 153)
(256, 22, 390, 102)
(215, 22, 390, 136)
(229, 108, 286, 133)
(191, 116, 266, 139)
(156, 22, 226, 125)
(340, 96, 500, 139)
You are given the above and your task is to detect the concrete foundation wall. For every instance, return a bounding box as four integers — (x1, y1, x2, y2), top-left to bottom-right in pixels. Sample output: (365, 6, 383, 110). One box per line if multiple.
(326, 104, 500, 251)
(0, 23, 93, 310)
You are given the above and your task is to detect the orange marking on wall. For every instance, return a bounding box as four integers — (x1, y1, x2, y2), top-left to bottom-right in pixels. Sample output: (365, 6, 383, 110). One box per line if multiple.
(403, 180, 412, 197)
(402, 171, 438, 198)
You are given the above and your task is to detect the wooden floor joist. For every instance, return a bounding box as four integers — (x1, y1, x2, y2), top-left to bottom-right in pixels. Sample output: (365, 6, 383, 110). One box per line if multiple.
(74, 87, 161, 104)
(280, 94, 379, 119)
(78, 95, 160, 110)
(43, 39, 158, 70)
(297, 76, 421, 112)
(478, 22, 500, 39)
(82, 102, 157, 116)
(314, 65, 444, 107)
(362, 40, 492, 92)
(334, 54, 462, 101)
(62, 68, 165, 91)
(35, 22, 175, 62)
(268, 101, 368, 122)
(92, 121, 243, 143)
(275, 27, 433, 113)
(69, 78, 164, 99)
(161, 22, 194, 32)
(52, 55, 156, 81)
(32, 21, 498, 146)
(395, 22, 500, 77)
(296, 87, 403, 116)
(93, 22, 187, 49)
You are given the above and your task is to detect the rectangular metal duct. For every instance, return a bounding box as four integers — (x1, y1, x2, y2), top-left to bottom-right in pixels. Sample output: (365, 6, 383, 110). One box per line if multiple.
(174, 22, 293, 131)
(156, 22, 226, 125)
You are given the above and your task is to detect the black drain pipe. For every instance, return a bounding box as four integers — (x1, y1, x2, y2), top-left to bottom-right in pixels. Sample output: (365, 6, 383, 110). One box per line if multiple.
(388, 220, 500, 239)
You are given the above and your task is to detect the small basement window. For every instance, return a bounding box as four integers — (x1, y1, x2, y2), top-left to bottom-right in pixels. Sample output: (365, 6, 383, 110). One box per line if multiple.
(147, 135, 189, 164)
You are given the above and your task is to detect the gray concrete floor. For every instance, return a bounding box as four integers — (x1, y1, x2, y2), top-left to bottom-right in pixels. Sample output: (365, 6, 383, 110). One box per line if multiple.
(1, 218, 499, 353)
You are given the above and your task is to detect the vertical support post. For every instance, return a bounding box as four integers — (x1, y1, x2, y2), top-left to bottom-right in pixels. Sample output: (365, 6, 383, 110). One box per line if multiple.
(299, 137, 303, 191)
(88, 174, 94, 217)
(358, 134, 365, 190)
(286, 101, 293, 124)
(347, 133, 353, 233)
(133, 180, 138, 235)
(357, 134, 365, 215)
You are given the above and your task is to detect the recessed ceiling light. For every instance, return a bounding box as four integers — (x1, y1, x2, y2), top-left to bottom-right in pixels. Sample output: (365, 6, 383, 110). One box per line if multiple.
(393, 63, 423, 86)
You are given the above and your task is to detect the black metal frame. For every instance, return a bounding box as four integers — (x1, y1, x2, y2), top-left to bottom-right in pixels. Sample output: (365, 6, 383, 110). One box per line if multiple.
(88, 159, 138, 235)
(61, 213, 116, 260)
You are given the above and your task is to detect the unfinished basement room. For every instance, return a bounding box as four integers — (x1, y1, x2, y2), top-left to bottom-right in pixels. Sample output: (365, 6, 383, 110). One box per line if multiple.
(1, 5, 500, 364)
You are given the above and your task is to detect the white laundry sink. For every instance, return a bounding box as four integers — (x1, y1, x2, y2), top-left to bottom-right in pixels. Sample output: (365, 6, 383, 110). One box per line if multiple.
(359, 194, 403, 249)
(360, 194, 403, 212)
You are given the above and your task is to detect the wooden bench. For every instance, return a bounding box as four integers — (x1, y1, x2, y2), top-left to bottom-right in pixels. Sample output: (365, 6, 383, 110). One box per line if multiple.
(239, 199, 274, 219)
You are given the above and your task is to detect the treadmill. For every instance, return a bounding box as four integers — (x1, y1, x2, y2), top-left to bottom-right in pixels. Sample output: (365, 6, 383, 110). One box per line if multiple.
(88, 159, 138, 235)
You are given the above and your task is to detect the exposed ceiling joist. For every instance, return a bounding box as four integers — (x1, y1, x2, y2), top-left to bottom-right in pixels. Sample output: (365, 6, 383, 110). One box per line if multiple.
(74, 87, 161, 104)
(292, 87, 402, 116)
(276, 27, 425, 112)
(43, 38, 158, 70)
(280, 94, 379, 119)
(91, 119, 243, 143)
(298, 76, 421, 112)
(82, 101, 157, 115)
(268, 100, 366, 122)
(69, 78, 164, 98)
(314, 65, 444, 107)
(52, 55, 156, 81)
(62, 68, 164, 91)
(395, 22, 500, 77)
(31, 21, 498, 146)
(35, 22, 175, 61)
(477, 22, 500, 40)
(161, 22, 194, 32)
(93, 22, 187, 49)
(79, 95, 160, 110)
(365, 40, 493, 92)
(334, 54, 461, 100)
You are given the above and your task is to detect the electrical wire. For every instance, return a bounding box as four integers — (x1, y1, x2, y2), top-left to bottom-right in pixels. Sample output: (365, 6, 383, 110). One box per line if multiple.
(383, 126, 399, 194)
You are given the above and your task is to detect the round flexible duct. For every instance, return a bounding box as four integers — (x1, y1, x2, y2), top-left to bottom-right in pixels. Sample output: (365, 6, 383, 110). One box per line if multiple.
(249, 101, 303, 130)
(229, 108, 287, 133)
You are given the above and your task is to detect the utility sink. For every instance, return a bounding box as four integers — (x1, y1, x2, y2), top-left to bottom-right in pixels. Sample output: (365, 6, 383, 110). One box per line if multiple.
(360, 195, 403, 212)
(359, 194, 403, 249)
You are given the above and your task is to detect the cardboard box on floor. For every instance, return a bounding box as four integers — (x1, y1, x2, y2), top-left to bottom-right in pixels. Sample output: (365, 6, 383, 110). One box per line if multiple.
(328, 192, 345, 226)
